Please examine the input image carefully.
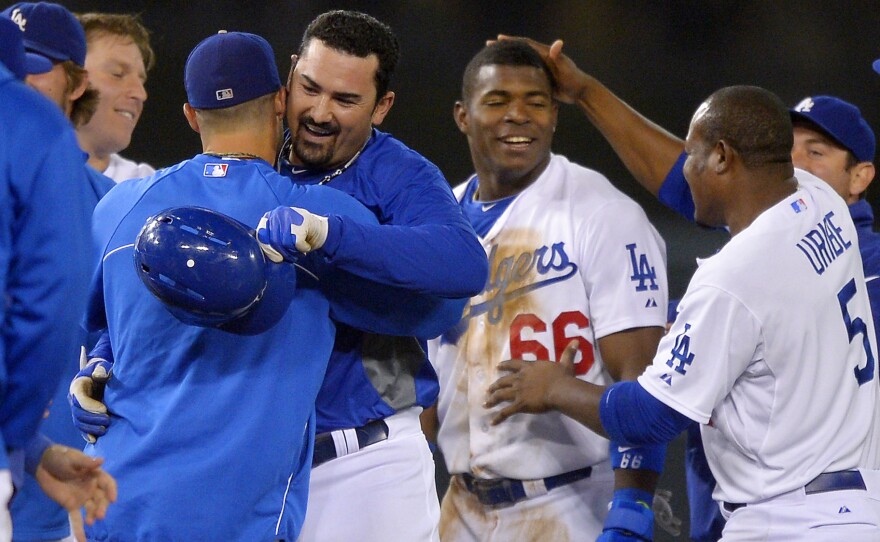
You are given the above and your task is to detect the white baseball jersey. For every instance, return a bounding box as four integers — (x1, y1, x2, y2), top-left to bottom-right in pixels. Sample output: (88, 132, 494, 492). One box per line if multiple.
(103, 153, 155, 183)
(641, 170, 880, 505)
(432, 153, 668, 481)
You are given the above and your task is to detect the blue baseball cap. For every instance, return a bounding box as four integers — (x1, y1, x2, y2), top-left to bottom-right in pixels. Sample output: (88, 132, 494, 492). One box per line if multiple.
(1, 2, 86, 75)
(0, 15, 27, 79)
(790, 95, 876, 163)
(185, 31, 281, 110)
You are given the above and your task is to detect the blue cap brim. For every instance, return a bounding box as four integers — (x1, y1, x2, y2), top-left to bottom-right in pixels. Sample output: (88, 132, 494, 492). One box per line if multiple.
(874, 59, 880, 75)
(24, 51, 53, 75)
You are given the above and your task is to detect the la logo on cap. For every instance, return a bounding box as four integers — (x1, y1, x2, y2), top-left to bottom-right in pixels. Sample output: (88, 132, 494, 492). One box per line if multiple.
(9, 7, 26, 31)
(794, 97, 814, 113)
(216, 88, 233, 101)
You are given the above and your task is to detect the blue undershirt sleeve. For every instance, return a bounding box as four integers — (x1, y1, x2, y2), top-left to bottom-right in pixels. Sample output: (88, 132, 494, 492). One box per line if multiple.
(656, 152, 695, 222)
(599, 381, 693, 446)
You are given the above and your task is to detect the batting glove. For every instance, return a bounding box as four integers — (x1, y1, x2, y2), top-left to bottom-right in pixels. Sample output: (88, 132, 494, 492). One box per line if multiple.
(68, 358, 113, 444)
(597, 489, 654, 541)
(256, 206, 329, 262)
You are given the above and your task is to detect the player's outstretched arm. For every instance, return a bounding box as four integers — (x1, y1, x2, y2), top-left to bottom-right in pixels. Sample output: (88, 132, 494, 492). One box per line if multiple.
(496, 35, 684, 197)
(486, 340, 607, 434)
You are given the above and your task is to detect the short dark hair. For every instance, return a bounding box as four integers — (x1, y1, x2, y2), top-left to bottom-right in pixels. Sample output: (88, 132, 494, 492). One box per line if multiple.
(701, 85, 793, 169)
(461, 40, 557, 103)
(300, 10, 399, 101)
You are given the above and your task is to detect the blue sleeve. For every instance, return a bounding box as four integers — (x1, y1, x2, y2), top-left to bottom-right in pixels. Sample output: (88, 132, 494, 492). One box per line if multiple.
(0, 88, 93, 452)
(599, 381, 693, 446)
(320, 168, 488, 299)
(656, 152, 695, 222)
(88, 331, 113, 362)
(23, 433, 51, 476)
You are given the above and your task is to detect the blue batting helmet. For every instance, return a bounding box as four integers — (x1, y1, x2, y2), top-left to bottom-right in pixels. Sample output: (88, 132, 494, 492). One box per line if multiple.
(134, 206, 268, 327)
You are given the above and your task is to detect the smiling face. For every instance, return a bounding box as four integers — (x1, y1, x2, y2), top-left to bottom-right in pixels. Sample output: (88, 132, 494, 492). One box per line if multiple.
(78, 33, 147, 160)
(455, 64, 557, 199)
(285, 39, 393, 170)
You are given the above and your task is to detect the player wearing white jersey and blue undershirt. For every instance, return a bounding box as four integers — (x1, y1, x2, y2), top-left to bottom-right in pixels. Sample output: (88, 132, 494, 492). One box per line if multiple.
(498, 36, 880, 541)
(427, 40, 669, 542)
(487, 85, 880, 541)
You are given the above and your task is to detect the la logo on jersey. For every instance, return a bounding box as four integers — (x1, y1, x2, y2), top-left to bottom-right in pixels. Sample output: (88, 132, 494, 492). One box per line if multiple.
(626, 243, 659, 292)
(204, 163, 228, 177)
(666, 323, 695, 376)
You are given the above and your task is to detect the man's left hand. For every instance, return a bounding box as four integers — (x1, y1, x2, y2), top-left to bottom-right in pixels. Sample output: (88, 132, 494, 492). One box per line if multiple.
(485, 339, 579, 425)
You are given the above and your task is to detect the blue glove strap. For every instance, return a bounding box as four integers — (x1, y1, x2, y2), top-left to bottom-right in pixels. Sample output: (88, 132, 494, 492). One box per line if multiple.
(600, 490, 655, 541)
(609, 441, 667, 473)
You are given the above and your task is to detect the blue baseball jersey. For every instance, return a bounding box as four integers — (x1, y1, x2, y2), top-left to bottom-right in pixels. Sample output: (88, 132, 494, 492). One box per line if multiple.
(0, 65, 93, 485)
(278, 128, 487, 432)
(83, 154, 389, 541)
(10, 165, 114, 541)
(660, 155, 880, 541)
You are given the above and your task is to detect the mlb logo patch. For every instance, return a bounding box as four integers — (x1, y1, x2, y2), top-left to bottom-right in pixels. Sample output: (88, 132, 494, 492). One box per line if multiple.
(204, 163, 228, 177)
(791, 198, 808, 213)
(216, 88, 233, 101)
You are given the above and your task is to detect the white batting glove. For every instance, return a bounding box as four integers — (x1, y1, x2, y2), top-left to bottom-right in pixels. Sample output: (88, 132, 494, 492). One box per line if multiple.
(68, 358, 113, 444)
(256, 206, 329, 262)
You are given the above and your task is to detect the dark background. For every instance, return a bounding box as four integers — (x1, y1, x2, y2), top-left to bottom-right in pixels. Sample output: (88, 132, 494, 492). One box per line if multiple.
(57, 1, 880, 539)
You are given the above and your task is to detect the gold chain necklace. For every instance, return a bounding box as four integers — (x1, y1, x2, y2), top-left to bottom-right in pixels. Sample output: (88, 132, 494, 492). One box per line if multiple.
(204, 152, 263, 160)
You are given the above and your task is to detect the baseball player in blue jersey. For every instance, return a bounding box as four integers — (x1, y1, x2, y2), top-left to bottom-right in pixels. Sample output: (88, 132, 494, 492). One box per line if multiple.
(73, 30, 466, 542)
(501, 36, 880, 541)
(0, 16, 116, 542)
(67, 12, 484, 541)
(261, 11, 487, 541)
(424, 40, 669, 542)
(2, 4, 118, 541)
(487, 85, 880, 542)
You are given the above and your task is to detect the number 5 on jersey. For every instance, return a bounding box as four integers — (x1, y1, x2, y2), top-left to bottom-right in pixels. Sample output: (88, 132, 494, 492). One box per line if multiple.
(838, 278, 876, 385)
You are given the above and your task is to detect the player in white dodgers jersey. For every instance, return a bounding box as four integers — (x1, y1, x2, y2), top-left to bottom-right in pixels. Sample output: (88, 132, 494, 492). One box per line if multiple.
(487, 86, 880, 541)
(426, 40, 669, 541)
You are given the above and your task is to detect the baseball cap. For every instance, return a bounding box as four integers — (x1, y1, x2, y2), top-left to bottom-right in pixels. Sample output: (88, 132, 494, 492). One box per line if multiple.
(0, 15, 27, 79)
(1, 2, 86, 75)
(790, 96, 876, 163)
(184, 31, 281, 110)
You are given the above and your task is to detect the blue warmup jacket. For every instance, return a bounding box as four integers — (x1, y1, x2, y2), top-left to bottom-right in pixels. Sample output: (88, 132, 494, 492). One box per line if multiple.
(10, 165, 114, 541)
(0, 64, 93, 487)
(278, 128, 487, 433)
(83, 154, 439, 541)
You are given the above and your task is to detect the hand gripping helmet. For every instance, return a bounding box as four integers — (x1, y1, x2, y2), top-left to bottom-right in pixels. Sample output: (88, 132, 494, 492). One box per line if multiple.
(134, 207, 268, 327)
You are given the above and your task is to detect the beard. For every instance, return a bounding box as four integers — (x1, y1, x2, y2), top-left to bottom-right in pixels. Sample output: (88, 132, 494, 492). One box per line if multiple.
(289, 116, 338, 168)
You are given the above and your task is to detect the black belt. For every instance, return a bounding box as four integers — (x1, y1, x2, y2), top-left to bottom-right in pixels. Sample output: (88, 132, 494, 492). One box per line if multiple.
(312, 419, 389, 468)
(458, 466, 593, 506)
(723, 470, 867, 513)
